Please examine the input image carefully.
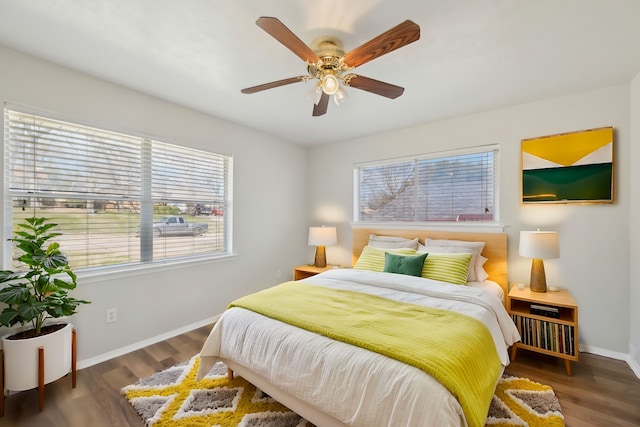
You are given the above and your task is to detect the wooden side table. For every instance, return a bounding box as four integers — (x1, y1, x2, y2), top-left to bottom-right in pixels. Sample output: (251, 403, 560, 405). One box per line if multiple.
(293, 264, 339, 281)
(508, 285, 578, 375)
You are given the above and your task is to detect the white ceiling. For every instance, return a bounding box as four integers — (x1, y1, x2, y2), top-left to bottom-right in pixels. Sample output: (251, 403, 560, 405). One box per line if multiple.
(1, 0, 639, 146)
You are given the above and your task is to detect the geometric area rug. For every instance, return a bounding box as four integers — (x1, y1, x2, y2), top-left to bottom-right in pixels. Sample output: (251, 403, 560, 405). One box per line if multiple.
(486, 376, 564, 427)
(122, 355, 564, 427)
(122, 355, 312, 427)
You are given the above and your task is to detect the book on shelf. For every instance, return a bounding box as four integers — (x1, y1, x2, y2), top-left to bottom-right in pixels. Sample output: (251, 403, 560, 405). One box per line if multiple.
(511, 314, 575, 356)
(530, 303, 560, 318)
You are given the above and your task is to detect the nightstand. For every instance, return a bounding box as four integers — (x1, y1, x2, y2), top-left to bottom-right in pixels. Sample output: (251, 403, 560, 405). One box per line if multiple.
(508, 285, 578, 375)
(293, 264, 338, 281)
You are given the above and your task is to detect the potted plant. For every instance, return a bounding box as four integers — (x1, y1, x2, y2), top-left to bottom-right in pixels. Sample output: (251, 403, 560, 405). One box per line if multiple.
(0, 217, 90, 401)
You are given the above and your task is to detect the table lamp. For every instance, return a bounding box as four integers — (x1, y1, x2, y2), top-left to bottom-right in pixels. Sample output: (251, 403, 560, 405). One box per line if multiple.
(519, 230, 560, 292)
(308, 226, 337, 268)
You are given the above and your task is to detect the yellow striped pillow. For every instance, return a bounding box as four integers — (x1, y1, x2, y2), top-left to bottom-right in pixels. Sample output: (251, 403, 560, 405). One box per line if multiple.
(354, 246, 417, 272)
(421, 253, 473, 285)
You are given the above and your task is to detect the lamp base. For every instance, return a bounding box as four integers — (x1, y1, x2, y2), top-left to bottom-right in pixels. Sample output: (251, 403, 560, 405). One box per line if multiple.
(314, 245, 327, 268)
(529, 258, 547, 292)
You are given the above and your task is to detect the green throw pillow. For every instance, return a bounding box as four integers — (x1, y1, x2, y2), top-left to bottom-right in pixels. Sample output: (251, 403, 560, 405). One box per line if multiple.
(353, 246, 417, 272)
(421, 253, 473, 285)
(383, 252, 428, 277)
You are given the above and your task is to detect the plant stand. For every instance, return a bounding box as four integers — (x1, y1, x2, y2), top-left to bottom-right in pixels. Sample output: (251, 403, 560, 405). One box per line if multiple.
(1, 348, 3, 417)
(0, 328, 77, 416)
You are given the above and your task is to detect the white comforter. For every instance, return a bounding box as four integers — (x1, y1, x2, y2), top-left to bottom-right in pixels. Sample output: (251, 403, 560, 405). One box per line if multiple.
(198, 269, 520, 427)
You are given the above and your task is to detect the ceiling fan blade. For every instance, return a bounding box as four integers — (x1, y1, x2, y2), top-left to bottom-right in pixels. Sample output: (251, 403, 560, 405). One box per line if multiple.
(312, 92, 330, 116)
(256, 17, 320, 63)
(241, 76, 306, 94)
(343, 20, 420, 68)
(345, 75, 405, 99)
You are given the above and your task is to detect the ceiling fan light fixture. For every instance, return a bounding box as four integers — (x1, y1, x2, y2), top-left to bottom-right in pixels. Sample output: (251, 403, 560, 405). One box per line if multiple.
(333, 86, 348, 106)
(321, 74, 340, 95)
(307, 82, 323, 105)
(242, 17, 420, 116)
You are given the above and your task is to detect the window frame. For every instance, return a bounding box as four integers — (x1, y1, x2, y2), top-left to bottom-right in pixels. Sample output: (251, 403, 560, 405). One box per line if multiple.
(3, 106, 234, 273)
(353, 145, 500, 225)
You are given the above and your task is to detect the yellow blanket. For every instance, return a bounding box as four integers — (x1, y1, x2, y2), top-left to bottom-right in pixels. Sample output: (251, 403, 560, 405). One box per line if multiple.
(229, 281, 502, 427)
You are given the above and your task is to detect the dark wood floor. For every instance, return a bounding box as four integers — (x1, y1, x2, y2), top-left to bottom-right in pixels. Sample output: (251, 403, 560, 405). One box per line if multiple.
(506, 349, 640, 427)
(2, 324, 639, 427)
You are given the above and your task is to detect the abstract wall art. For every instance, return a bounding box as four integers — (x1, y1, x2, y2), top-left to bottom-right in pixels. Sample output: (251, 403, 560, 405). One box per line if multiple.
(521, 126, 614, 204)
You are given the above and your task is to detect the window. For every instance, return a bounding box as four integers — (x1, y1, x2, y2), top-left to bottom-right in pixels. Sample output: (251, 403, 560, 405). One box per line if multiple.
(4, 108, 232, 270)
(354, 147, 497, 223)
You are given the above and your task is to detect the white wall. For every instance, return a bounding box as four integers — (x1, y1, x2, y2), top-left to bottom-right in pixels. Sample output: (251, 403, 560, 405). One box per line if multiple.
(308, 84, 632, 356)
(0, 45, 309, 364)
(630, 72, 640, 375)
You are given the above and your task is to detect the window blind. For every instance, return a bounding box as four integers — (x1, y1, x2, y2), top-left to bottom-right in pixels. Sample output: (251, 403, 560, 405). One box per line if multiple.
(5, 109, 232, 270)
(355, 148, 497, 223)
(7, 111, 142, 198)
(150, 141, 230, 260)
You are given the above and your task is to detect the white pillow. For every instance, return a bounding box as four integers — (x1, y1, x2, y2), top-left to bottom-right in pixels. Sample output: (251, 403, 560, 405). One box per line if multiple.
(476, 254, 489, 282)
(368, 234, 419, 250)
(421, 238, 486, 282)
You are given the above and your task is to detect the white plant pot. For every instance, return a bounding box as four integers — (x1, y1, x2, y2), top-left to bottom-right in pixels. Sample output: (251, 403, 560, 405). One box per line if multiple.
(2, 323, 73, 392)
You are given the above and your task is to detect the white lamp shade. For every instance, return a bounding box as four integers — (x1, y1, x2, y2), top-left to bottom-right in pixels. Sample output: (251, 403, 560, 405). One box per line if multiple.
(308, 226, 337, 246)
(519, 231, 560, 259)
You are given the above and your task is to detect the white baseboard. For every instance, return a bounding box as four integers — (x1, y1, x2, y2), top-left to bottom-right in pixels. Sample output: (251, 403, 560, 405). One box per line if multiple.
(629, 343, 640, 378)
(580, 344, 640, 379)
(76, 314, 220, 370)
(630, 361, 640, 378)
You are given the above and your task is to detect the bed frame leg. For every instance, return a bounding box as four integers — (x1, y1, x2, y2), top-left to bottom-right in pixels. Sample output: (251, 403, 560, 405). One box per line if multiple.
(227, 368, 234, 381)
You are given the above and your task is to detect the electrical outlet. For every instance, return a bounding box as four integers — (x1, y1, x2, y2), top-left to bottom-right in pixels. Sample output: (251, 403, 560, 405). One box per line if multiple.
(276, 269, 282, 279)
(106, 308, 117, 323)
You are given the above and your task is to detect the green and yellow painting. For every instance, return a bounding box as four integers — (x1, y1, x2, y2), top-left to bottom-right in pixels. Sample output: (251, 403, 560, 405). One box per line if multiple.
(521, 127, 613, 204)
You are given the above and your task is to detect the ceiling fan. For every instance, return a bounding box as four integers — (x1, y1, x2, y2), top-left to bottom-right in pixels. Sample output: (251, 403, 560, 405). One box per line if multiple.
(241, 17, 420, 117)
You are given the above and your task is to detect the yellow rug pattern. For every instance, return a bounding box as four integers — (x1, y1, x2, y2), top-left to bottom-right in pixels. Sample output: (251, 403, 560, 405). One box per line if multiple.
(486, 376, 564, 427)
(122, 355, 563, 427)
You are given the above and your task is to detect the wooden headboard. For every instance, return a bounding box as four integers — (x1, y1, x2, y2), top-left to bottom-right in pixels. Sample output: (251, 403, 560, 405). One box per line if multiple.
(352, 228, 508, 298)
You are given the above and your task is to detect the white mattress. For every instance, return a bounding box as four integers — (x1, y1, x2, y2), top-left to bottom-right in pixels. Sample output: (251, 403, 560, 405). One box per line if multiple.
(199, 269, 520, 427)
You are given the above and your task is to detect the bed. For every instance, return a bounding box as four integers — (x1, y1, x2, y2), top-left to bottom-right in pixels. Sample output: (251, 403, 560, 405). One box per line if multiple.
(197, 228, 519, 427)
